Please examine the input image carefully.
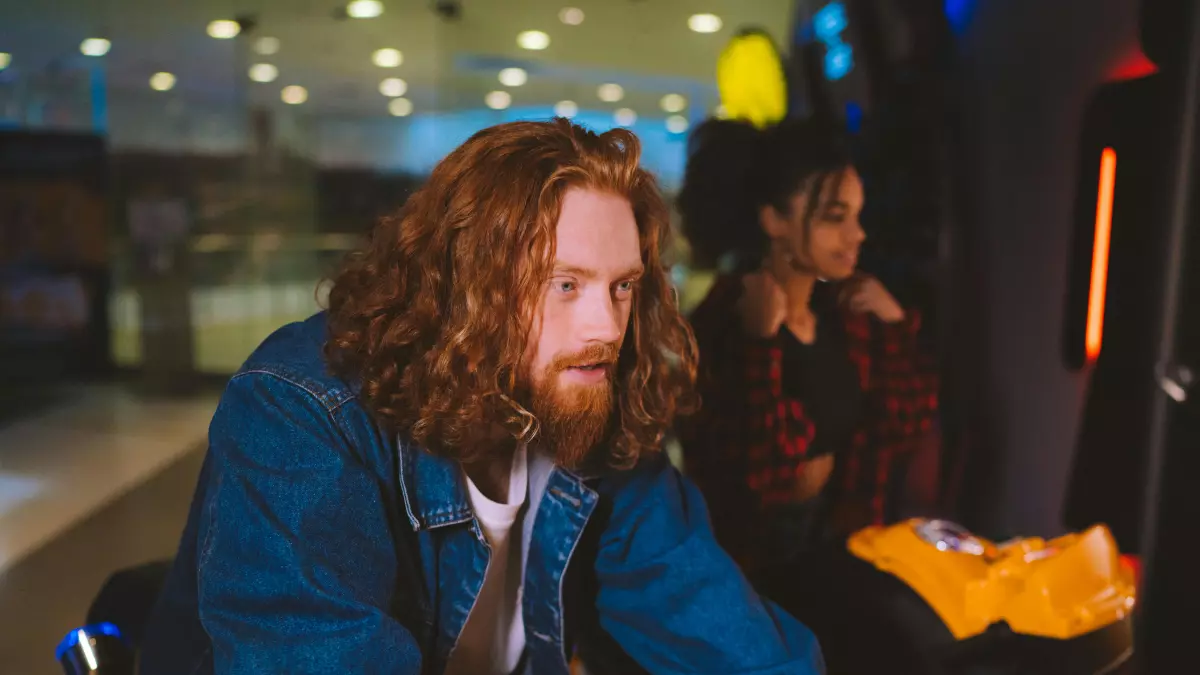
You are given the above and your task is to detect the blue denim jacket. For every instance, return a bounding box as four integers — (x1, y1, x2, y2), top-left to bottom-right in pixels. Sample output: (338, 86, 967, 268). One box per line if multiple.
(140, 313, 823, 675)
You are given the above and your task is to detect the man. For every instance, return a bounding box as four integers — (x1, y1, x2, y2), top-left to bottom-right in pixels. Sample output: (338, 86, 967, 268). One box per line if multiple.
(141, 119, 823, 675)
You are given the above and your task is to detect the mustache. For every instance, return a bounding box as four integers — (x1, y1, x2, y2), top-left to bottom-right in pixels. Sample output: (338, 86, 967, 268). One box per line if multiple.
(549, 343, 620, 371)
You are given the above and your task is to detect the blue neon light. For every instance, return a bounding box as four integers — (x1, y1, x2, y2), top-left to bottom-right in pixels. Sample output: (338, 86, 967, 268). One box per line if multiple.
(824, 43, 854, 81)
(808, 2, 854, 82)
(845, 101, 863, 132)
(89, 62, 108, 133)
(55, 622, 126, 661)
(944, 0, 975, 34)
(813, 2, 848, 42)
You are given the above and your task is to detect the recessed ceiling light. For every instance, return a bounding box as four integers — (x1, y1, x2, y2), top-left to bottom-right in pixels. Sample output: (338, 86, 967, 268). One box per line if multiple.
(249, 63, 279, 83)
(281, 85, 308, 105)
(688, 13, 723, 33)
(373, 48, 403, 68)
(389, 97, 413, 117)
(614, 108, 637, 127)
(254, 36, 281, 55)
(149, 72, 176, 92)
(347, 0, 384, 18)
(597, 83, 624, 103)
(485, 90, 512, 110)
(379, 77, 408, 97)
(517, 30, 550, 50)
(666, 115, 689, 134)
(660, 93, 687, 113)
(80, 38, 111, 57)
(207, 20, 241, 39)
(554, 100, 578, 118)
(559, 8, 585, 25)
(498, 67, 528, 87)
(0, 53, 11, 70)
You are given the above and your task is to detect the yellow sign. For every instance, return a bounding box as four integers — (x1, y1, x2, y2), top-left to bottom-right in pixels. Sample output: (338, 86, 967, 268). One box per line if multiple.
(716, 30, 788, 129)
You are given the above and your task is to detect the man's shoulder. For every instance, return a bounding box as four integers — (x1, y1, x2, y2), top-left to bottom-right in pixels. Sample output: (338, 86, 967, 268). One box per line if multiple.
(586, 452, 677, 498)
(234, 311, 357, 413)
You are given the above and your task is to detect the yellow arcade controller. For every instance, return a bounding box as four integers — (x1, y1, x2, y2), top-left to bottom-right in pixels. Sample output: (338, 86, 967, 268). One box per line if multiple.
(848, 519, 1137, 641)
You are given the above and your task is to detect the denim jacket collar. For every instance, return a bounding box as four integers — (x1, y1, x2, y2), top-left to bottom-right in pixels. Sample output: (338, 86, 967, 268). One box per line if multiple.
(397, 438, 474, 531)
(398, 437, 606, 531)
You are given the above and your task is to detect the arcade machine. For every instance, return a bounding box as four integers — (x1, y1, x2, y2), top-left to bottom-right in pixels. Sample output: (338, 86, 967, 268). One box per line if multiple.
(1061, 0, 1200, 672)
(715, 3, 1140, 674)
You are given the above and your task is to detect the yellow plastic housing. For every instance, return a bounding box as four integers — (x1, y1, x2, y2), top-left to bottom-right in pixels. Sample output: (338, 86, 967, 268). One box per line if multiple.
(848, 520, 1137, 640)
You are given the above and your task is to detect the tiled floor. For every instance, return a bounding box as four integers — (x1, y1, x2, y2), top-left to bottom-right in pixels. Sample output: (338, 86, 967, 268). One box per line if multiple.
(0, 385, 218, 576)
(0, 449, 205, 675)
(0, 384, 217, 675)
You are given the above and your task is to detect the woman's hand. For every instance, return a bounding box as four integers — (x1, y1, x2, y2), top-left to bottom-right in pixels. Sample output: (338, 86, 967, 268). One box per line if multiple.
(794, 454, 835, 502)
(738, 271, 788, 338)
(840, 274, 906, 324)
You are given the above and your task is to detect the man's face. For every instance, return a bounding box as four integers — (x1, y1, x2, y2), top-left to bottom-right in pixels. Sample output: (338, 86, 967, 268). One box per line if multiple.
(523, 187, 643, 467)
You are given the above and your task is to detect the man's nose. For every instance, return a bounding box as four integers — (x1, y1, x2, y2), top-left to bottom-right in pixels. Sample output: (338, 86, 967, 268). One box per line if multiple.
(580, 293, 623, 344)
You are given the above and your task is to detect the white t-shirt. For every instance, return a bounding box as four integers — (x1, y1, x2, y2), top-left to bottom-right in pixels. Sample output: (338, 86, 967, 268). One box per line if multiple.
(444, 445, 528, 675)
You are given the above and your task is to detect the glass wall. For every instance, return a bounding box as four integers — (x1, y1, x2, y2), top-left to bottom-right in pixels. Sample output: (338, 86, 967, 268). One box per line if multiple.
(0, 1, 797, 383)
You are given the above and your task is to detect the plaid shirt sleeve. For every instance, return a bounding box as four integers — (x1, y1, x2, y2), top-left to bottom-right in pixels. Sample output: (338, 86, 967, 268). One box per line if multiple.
(724, 333, 818, 505)
(840, 310, 940, 525)
(874, 311, 939, 441)
(681, 320, 817, 509)
(677, 277, 822, 566)
(680, 276, 941, 545)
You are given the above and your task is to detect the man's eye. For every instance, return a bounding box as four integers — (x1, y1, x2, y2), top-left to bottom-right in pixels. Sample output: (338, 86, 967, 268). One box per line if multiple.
(554, 281, 577, 293)
(616, 280, 635, 293)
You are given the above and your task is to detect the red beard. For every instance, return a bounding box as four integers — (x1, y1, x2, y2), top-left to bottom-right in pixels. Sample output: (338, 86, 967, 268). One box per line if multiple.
(527, 343, 617, 469)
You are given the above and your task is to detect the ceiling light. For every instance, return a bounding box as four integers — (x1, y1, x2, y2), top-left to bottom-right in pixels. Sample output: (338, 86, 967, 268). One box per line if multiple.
(389, 97, 413, 117)
(485, 90, 512, 110)
(379, 77, 408, 97)
(688, 13, 723, 33)
(281, 85, 308, 105)
(254, 36, 281, 55)
(559, 8, 585, 25)
(554, 100, 578, 118)
(614, 108, 637, 127)
(80, 38, 111, 57)
(347, 0, 384, 18)
(660, 93, 687, 113)
(149, 72, 176, 92)
(249, 63, 279, 83)
(498, 67, 528, 87)
(373, 48, 403, 68)
(0, 53, 10, 70)
(666, 115, 689, 134)
(597, 83, 624, 103)
(517, 30, 550, 50)
(207, 20, 241, 39)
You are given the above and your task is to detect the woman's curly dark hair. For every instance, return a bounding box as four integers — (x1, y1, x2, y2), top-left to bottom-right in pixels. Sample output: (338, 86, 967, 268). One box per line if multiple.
(678, 117, 853, 269)
(324, 118, 698, 469)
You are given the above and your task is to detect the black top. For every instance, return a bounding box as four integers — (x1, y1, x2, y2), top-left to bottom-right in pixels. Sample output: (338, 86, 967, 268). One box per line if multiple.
(777, 303, 864, 459)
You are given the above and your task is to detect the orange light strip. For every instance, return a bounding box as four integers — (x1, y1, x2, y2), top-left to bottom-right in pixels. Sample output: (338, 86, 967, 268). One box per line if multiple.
(1086, 148, 1117, 362)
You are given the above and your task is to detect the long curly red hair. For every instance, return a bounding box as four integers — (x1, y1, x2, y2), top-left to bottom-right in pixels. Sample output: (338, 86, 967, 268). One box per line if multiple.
(324, 119, 698, 469)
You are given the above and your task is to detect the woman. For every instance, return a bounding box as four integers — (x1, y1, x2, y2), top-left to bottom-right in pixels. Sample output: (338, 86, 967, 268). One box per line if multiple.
(676, 118, 940, 576)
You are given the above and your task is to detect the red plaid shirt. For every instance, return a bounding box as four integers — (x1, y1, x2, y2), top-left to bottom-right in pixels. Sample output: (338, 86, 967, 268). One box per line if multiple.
(678, 275, 939, 561)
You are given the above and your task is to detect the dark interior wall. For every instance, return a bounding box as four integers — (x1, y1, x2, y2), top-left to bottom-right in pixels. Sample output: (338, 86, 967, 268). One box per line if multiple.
(948, 0, 1142, 537)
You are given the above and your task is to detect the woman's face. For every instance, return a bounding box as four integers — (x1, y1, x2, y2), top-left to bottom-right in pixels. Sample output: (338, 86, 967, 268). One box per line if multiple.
(762, 167, 866, 281)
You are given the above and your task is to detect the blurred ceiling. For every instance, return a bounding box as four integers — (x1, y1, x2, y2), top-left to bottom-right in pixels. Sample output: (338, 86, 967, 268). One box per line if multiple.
(0, 0, 796, 118)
